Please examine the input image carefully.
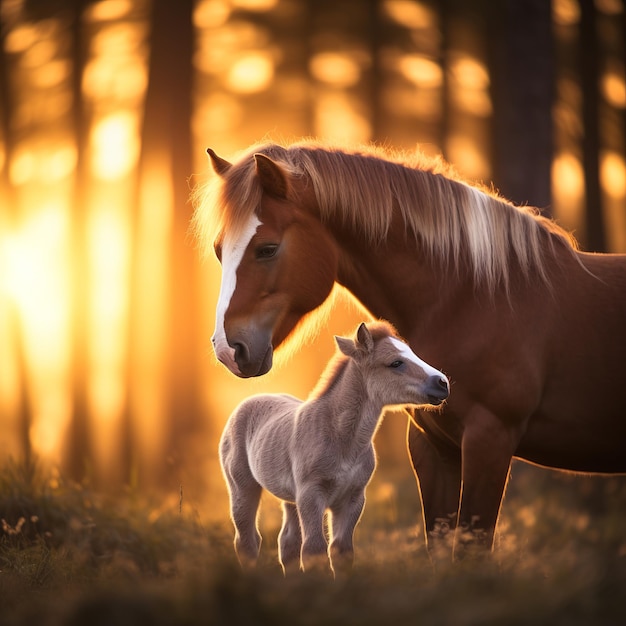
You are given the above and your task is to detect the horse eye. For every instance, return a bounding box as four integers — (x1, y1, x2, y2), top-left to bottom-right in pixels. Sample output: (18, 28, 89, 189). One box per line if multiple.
(256, 244, 278, 260)
(389, 360, 403, 369)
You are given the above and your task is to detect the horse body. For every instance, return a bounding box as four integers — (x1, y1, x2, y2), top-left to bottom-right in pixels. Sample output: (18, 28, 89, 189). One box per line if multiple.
(219, 321, 449, 574)
(197, 141, 626, 559)
(516, 252, 626, 471)
(333, 210, 626, 542)
(339, 223, 626, 468)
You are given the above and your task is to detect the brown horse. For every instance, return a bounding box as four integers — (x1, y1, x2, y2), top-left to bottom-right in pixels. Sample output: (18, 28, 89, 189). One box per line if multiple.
(193, 140, 626, 559)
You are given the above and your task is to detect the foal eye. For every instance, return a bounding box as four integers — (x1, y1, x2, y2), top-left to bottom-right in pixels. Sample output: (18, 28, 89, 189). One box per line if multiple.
(389, 360, 403, 369)
(255, 244, 278, 260)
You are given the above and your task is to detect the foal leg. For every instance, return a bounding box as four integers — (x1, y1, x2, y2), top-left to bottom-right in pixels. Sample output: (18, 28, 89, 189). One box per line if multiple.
(220, 428, 263, 567)
(230, 483, 263, 567)
(328, 491, 366, 577)
(407, 419, 461, 560)
(278, 501, 302, 575)
(296, 487, 330, 573)
(224, 474, 263, 567)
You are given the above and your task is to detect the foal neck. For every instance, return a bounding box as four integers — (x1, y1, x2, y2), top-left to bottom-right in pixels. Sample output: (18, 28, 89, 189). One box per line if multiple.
(310, 355, 385, 453)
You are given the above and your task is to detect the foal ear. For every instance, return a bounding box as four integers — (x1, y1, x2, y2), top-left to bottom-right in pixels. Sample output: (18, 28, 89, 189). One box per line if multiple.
(335, 335, 357, 359)
(206, 148, 232, 176)
(254, 153, 289, 198)
(355, 322, 374, 354)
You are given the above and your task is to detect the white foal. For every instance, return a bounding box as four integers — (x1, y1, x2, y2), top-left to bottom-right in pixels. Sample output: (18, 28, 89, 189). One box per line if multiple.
(219, 321, 449, 576)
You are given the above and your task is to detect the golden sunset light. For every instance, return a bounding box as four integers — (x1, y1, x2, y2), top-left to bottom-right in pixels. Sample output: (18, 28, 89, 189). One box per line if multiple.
(0, 2, 625, 620)
(0, 0, 623, 495)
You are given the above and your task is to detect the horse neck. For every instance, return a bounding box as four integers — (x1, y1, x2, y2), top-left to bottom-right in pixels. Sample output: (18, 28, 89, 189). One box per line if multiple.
(310, 357, 384, 455)
(331, 213, 473, 337)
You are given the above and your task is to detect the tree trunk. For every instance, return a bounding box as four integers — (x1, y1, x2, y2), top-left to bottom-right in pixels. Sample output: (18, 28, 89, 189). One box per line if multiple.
(579, 0, 605, 252)
(367, 0, 383, 142)
(1, 6, 33, 465)
(489, 0, 554, 214)
(64, 0, 92, 482)
(137, 0, 198, 487)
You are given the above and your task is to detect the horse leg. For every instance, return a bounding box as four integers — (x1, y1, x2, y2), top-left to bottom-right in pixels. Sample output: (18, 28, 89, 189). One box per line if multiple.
(454, 407, 514, 560)
(296, 487, 330, 573)
(278, 501, 302, 575)
(407, 419, 461, 560)
(328, 490, 366, 577)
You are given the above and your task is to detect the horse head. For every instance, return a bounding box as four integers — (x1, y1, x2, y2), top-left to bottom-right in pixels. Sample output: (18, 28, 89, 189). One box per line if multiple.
(336, 322, 450, 407)
(207, 149, 338, 377)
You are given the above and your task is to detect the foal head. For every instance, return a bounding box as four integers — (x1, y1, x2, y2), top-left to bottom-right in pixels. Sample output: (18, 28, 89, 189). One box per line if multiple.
(336, 322, 450, 407)
(205, 148, 338, 377)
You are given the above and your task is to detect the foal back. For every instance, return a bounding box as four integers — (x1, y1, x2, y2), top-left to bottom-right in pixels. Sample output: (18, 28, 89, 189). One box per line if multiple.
(220, 393, 302, 502)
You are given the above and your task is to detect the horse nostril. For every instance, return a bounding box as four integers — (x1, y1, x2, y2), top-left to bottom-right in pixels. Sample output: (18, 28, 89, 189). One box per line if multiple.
(233, 342, 249, 365)
(437, 376, 449, 392)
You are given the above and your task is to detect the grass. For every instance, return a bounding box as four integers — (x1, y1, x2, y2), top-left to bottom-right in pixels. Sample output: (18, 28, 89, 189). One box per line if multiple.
(0, 458, 624, 625)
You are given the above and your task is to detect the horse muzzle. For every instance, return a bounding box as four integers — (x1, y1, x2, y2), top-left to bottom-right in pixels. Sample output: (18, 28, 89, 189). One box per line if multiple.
(231, 339, 273, 378)
(212, 328, 274, 378)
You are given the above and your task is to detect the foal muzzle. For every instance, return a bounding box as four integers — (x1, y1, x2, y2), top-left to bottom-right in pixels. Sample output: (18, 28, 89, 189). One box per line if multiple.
(424, 374, 450, 405)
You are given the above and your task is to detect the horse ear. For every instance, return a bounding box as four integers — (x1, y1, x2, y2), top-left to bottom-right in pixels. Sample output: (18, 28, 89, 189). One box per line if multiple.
(254, 153, 288, 198)
(355, 322, 374, 354)
(206, 148, 232, 176)
(335, 335, 357, 359)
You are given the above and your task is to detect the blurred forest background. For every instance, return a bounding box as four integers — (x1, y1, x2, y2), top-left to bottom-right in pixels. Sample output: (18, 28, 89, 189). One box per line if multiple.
(0, 0, 625, 521)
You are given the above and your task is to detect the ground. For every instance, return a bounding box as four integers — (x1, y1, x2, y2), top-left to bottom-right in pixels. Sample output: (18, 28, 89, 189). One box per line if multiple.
(0, 459, 625, 625)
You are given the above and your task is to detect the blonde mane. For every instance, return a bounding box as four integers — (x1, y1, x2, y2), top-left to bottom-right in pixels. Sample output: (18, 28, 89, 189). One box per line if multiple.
(193, 139, 578, 293)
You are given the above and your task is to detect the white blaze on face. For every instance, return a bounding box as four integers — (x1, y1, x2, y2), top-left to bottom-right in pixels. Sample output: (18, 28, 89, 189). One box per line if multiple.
(389, 337, 449, 387)
(212, 214, 262, 375)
